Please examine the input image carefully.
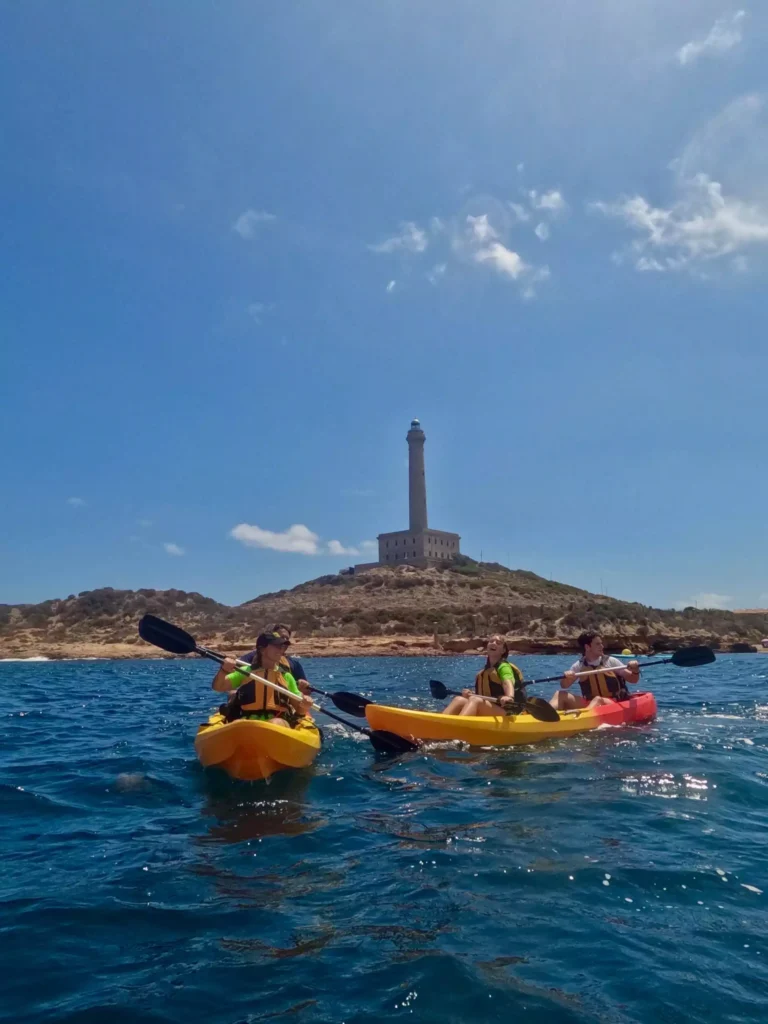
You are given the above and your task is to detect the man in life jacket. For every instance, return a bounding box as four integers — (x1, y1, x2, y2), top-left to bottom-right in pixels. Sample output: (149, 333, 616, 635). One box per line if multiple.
(442, 635, 525, 716)
(236, 623, 312, 696)
(550, 631, 640, 710)
(212, 631, 312, 726)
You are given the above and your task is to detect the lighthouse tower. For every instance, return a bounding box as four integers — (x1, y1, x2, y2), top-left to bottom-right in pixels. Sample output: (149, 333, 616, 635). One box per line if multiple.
(367, 419, 461, 568)
(407, 419, 428, 534)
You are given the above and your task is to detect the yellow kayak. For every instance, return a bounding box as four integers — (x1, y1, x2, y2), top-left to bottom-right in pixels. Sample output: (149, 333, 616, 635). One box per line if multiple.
(365, 692, 657, 747)
(194, 713, 322, 781)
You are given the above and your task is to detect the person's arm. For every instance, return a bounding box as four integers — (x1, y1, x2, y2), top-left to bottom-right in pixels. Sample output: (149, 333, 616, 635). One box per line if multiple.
(497, 662, 516, 699)
(289, 656, 311, 695)
(610, 657, 640, 685)
(561, 663, 579, 688)
(212, 658, 239, 692)
(280, 672, 312, 715)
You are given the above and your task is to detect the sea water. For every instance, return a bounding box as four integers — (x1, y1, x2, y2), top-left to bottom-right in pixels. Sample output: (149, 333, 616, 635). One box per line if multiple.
(1, 655, 767, 1023)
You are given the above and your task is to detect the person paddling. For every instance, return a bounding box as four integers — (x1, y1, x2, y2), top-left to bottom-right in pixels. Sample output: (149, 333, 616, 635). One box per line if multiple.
(237, 622, 312, 695)
(550, 631, 640, 711)
(212, 631, 312, 727)
(442, 635, 524, 716)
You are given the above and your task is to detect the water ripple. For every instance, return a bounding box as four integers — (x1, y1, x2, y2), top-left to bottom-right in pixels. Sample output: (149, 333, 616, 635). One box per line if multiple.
(2, 654, 767, 1023)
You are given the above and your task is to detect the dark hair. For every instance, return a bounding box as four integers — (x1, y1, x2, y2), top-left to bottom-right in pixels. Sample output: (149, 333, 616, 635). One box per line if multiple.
(577, 631, 601, 653)
(271, 623, 292, 636)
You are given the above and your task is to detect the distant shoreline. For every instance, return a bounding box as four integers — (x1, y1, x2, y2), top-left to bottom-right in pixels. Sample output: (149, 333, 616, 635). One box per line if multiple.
(0, 634, 763, 662)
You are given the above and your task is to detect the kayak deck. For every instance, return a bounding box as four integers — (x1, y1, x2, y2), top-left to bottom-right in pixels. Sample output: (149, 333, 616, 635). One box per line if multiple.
(365, 692, 657, 747)
(194, 713, 322, 781)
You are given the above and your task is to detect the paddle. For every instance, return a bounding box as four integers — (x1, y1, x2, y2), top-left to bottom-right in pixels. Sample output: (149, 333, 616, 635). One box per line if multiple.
(514, 644, 717, 688)
(137, 615, 418, 756)
(428, 680, 561, 723)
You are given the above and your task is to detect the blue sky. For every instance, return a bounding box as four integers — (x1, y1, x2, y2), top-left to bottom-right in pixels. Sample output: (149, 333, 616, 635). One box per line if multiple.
(2, 2, 767, 612)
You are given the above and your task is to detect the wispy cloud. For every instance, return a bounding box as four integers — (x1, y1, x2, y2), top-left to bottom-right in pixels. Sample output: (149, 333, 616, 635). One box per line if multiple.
(386, 280, 396, 293)
(674, 591, 733, 610)
(593, 173, 768, 272)
(677, 11, 746, 66)
(230, 523, 321, 555)
(232, 209, 277, 240)
(369, 221, 428, 254)
(247, 302, 274, 324)
(534, 222, 550, 241)
(164, 542, 185, 556)
(371, 203, 548, 295)
(67, 497, 86, 507)
(529, 189, 567, 213)
(474, 241, 528, 279)
(508, 202, 530, 223)
(327, 539, 360, 556)
(427, 263, 447, 285)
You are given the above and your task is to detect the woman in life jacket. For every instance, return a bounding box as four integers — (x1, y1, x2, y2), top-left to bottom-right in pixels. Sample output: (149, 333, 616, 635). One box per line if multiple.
(212, 631, 312, 727)
(442, 635, 524, 716)
(550, 631, 640, 711)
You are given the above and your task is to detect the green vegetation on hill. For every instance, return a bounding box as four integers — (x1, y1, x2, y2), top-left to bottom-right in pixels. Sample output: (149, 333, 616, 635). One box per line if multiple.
(1, 559, 766, 651)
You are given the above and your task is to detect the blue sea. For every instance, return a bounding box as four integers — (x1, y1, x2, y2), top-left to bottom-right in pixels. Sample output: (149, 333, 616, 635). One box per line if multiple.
(2, 654, 767, 1023)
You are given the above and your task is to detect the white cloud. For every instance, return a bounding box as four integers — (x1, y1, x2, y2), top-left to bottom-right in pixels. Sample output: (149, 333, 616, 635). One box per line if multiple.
(327, 539, 360, 556)
(674, 592, 733, 610)
(327, 538, 377, 557)
(369, 221, 428, 254)
(230, 522, 321, 555)
(386, 280, 396, 293)
(593, 173, 768, 272)
(508, 202, 530, 223)
(164, 542, 185, 556)
(247, 302, 274, 324)
(529, 189, 566, 213)
(232, 209, 276, 240)
(66, 497, 85, 507)
(534, 222, 550, 241)
(427, 262, 447, 285)
(467, 213, 498, 243)
(474, 241, 527, 279)
(677, 11, 746, 66)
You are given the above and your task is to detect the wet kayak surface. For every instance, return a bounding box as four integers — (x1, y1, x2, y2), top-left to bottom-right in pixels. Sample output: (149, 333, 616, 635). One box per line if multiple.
(2, 654, 767, 1023)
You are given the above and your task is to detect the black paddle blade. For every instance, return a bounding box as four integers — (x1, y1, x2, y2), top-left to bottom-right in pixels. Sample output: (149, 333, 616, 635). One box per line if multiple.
(524, 697, 561, 723)
(138, 614, 197, 655)
(328, 691, 372, 717)
(368, 730, 421, 755)
(671, 645, 716, 668)
(429, 679, 450, 700)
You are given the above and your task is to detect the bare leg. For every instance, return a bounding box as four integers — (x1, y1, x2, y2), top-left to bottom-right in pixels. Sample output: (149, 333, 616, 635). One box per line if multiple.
(550, 689, 585, 710)
(459, 696, 499, 717)
(587, 696, 612, 708)
(270, 717, 291, 729)
(443, 696, 469, 715)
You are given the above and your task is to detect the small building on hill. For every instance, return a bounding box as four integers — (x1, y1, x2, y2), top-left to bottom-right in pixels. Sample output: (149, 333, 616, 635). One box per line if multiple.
(354, 419, 461, 571)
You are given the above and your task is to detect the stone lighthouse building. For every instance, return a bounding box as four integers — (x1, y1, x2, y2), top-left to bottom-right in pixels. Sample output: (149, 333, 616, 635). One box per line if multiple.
(370, 419, 461, 568)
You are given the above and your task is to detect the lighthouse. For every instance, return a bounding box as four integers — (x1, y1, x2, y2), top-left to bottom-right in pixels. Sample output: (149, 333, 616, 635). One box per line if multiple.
(363, 419, 461, 569)
(407, 419, 428, 534)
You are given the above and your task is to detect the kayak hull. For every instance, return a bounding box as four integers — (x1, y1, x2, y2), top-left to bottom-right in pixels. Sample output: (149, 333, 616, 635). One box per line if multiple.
(194, 714, 322, 781)
(365, 692, 657, 747)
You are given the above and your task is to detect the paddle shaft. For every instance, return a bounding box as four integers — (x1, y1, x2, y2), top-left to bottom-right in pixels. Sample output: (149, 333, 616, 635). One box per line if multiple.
(219, 654, 383, 740)
(523, 660, 647, 688)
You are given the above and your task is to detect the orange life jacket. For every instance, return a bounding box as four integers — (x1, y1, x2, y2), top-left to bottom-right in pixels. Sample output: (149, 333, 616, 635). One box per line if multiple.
(238, 661, 299, 717)
(576, 657, 627, 701)
(475, 660, 523, 699)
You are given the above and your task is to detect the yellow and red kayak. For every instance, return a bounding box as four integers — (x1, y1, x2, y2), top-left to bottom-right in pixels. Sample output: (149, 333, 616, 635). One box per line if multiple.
(194, 713, 322, 781)
(365, 692, 657, 747)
